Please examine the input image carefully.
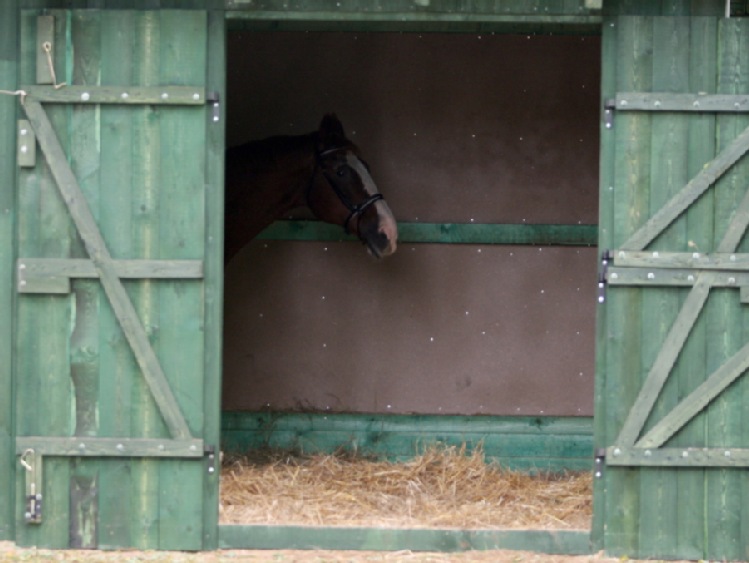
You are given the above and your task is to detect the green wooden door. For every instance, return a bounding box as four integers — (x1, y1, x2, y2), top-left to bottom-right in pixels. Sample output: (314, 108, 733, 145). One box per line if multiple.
(13, 10, 222, 550)
(596, 14, 749, 561)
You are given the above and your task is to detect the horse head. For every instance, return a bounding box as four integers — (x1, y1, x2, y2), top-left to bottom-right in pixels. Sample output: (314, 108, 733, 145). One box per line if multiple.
(306, 114, 398, 259)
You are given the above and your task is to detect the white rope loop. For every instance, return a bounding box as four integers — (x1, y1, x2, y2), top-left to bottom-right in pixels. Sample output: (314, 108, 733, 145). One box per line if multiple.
(42, 41, 66, 90)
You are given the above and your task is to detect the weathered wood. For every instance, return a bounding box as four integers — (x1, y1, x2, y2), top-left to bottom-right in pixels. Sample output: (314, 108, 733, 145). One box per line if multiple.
(35, 15, 54, 85)
(219, 525, 593, 555)
(22, 84, 205, 105)
(155, 10, 207, 552)
(201, 8, 226, 551)
(23, 98, 192, 441)
(128, 10, 164, 550)
(221, 412, 594, 472)
(16, 436, 204, 457)
(636, 335, 749, 449)
(613, 250, 749, 270)
(615, 92, 749, 112)
(621, 122, 749, 251)
(17, 258, 204, 290)
(0, 0, 18, 541)
(705, 19, 749, 562)
(17, 119, 36, 167)
(591, 11, 618, 552)
(603, 14, 653, 557)
(614, 278, 710, 447)
(69, 471, 97, 549)
(675, 17, 717, 558)
(607, 446, 749, 467)
(607, 267, 749, 287)
(95, 10, 138, 548)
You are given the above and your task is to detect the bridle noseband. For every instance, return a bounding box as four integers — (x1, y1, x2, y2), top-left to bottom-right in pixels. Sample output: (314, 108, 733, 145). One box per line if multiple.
(308, 147, 384, 237)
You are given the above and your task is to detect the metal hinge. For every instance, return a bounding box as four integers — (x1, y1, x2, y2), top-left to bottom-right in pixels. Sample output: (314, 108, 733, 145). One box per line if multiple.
(598, 249, 611, 304)
(206, 91, 220, 123)
(603, 99, 616, 130)
(594, 448, 606, 478)
(204, 444, 217, 475)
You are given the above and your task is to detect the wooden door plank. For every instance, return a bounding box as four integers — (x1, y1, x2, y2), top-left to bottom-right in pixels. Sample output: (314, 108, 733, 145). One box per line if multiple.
(604, 15, 653, 558)
(201, 8, 226, 550)
(68, 10, 103, 550)
(95, 10, 138, 549)
(704, 19, 749, 562)
(637, 17, 690, 557)
(0, 0, 18, 542)
(128, 10, 164, 549)
(674, 16, 718, 559)
(22, 98, 192, 441)
(155, 10, 206, 551)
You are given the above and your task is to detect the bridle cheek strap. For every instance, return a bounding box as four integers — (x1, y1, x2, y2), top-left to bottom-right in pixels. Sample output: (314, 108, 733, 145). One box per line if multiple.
(307, 147, 386, 239)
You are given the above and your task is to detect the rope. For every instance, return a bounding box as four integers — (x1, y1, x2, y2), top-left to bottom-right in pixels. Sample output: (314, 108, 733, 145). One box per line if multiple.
(42, 41, 66, 90)
(0, 89, 27, 104)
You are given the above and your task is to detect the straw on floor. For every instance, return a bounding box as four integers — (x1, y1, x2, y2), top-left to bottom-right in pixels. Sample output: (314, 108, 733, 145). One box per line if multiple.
(219, 444, 592, 529)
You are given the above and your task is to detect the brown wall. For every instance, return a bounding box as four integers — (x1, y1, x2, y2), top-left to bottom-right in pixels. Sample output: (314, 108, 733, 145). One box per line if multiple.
(223, 31, 600, 416)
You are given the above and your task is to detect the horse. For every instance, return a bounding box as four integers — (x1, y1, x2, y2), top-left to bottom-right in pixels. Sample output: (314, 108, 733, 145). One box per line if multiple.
(224, 114, 398, 264)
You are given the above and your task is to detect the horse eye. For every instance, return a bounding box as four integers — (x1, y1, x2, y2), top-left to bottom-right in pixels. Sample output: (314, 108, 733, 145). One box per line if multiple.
(336, 166, 348, 177)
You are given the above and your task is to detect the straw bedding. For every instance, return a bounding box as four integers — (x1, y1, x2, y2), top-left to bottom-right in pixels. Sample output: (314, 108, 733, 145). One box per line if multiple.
(219, 444, 592, 529)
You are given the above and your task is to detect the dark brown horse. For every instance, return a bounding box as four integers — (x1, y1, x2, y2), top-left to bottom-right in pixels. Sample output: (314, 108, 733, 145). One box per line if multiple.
(224, 114, 398, 263)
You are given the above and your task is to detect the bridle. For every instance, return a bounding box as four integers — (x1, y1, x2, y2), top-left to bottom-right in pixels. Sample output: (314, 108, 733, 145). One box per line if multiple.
(308, 146, 384, 236)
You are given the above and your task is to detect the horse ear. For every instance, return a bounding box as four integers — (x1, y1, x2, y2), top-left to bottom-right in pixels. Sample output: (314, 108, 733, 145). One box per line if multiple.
(318, 114, 346, 148)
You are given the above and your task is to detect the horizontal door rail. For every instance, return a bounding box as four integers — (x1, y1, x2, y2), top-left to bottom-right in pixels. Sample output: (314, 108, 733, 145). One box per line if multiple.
(17, 258, 203, 294)
(606, 267, 749, 290)
(16, 437, 204, 458)
(606, 446, 749, 468)
(21, 85, 206, 105)
(611, 92, 749, 113)
(611, 250, 749, 270)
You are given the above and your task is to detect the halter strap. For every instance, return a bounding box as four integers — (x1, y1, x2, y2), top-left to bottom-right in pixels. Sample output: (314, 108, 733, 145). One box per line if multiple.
(307, 147, 385, 237)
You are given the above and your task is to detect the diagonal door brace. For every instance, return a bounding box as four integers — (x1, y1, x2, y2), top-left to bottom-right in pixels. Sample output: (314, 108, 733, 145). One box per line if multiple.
(22, 98, 192, 440)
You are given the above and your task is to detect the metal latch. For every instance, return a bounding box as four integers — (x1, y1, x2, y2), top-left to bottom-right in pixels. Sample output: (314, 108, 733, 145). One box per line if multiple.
(20, 449, 43, 524)
(207, 92, 220, 123)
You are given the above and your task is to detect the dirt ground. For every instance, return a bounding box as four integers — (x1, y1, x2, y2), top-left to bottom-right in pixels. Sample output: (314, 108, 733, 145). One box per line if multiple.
(0, 542, 689, 562)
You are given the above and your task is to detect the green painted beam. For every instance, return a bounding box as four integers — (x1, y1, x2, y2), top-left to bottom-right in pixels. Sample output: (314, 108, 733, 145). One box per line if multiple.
(219, 525, 592, 555)
(258, 220, 598, 247)
(226, 12, 602, 34)
(221, 412, 594, 472)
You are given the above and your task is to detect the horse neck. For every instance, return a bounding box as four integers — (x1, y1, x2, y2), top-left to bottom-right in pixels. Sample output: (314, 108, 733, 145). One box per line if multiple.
(224, 133, 317, 262)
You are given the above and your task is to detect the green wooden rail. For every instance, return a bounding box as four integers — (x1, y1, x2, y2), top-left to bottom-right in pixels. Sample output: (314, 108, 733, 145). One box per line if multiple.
(258, 220, 598, 246)
(219, 525, 593, 554)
